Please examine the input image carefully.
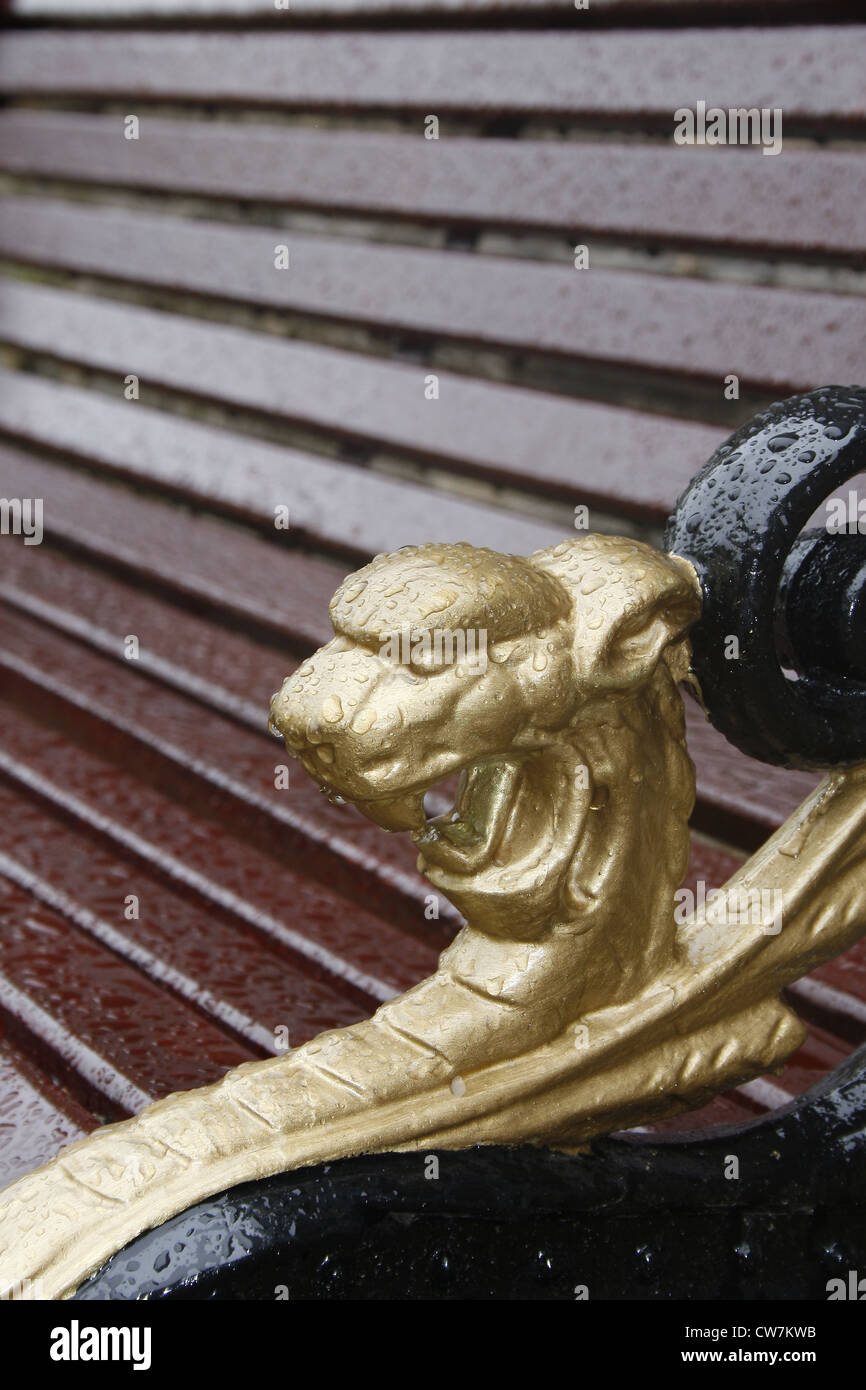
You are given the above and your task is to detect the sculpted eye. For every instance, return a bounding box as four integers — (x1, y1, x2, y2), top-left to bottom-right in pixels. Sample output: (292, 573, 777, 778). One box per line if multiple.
(377, 627, 489, 675)
(408, 647, 454, 675)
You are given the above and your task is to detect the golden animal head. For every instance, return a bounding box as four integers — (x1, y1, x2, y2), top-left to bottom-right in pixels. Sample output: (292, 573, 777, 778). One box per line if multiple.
(270, 536, 701, 987)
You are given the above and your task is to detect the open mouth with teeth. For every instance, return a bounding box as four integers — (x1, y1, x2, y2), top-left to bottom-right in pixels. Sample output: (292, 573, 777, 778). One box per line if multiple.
(344, 738, 589, 941)
(343, 755, 524, 878)
(413, 757, 524, 874)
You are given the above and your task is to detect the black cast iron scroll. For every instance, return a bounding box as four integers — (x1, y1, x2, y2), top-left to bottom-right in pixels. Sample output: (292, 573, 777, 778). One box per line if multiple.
(665, 386, 866, 770)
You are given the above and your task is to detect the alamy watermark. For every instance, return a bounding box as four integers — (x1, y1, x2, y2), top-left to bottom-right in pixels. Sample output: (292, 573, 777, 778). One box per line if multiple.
(826, 490, 866, 534)
(50, 1321, 152, 1370)
(674, 880, 783, 935)
(674, 101, 783, 156)
(379, 625, 488, 675)
(0, 497, 43, 545)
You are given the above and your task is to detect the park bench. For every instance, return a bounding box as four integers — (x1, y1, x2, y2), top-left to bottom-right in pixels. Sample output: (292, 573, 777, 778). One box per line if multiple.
(0, 0, 864, 1221)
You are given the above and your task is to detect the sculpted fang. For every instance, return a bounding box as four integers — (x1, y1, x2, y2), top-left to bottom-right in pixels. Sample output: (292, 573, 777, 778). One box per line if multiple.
(2, 533, 866, 1301)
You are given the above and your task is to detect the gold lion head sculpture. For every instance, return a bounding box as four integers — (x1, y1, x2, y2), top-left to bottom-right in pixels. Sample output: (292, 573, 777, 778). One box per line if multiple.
(270, 536, 701, 1013)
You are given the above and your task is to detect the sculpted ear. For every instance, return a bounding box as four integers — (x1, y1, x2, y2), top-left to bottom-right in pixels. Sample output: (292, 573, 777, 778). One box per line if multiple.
(600, 587, 700, 691)
(531, 538, 701, 694)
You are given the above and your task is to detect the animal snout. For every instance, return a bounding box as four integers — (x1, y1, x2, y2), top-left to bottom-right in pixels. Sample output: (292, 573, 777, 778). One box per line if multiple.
(269, 640, 403, 794)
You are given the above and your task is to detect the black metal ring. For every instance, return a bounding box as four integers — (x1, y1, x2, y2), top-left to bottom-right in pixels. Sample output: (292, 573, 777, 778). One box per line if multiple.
(664, 385, 866, 770)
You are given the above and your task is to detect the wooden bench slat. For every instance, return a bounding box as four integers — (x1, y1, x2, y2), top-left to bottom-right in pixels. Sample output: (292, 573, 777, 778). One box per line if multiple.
(0, 538, 447, 943)
(0, 1039, 96, 1196)
(0, 280, 721, 520)
(0, 367, 563, 556)
(0, 874, 258, 1109)
(0, 675, 439, 1000)
(7, 0, 823, 19)
(0, 780, 369, 1051)
(0, 541, 288, 735)
(0, 444, 340, 645)
(3, 112, 864, 261)
(684, 704, 818, 852)
(771, 1024, 853, 1101)
(2, 199, 860, 394)
(788, 972, 866, 1047)
(0, 603, 447, 961)
(1, 29, 863, 127)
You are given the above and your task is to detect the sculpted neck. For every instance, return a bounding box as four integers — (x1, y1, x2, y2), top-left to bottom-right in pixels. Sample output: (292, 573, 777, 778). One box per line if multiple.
(561, 668, 695, 1012)
(422, 661, 696, 1029)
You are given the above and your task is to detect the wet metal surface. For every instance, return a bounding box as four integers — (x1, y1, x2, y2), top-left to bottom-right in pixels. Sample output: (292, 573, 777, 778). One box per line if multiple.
(667, 387, 866, 769)
(74, 1042, 866, 1301)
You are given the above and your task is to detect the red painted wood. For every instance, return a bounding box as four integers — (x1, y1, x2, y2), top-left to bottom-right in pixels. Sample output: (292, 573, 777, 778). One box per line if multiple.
(0, 601, 454, 941)
(770, 1024, 852, 1100)
(0, 1039, 97, 1192)
(0, 686, 444, 995)
(0, 444, 341, 647)
(3, 114, 863, 261)
(0, 780, 370, 1052)
(1, 28, 862, 130)
(0, 280, 722, 522)
(0, 368, 562, 558)
(0, 541, 291, 733)
(0, 876, 257, 1111)
(685, 702, 820, 851)
(1, 200, 862, 395)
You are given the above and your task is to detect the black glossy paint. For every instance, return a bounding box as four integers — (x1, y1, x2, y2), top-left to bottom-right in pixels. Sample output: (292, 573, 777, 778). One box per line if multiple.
(665, 385, 866, 769)
(75, 1044, 866, 1301)
(778, 529, 866, 685)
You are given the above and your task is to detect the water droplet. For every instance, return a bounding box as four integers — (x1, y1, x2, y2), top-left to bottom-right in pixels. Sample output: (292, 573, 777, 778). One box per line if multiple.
(351, 707, 376, 734)
(767, 433, 797, 453)
(322, 695, 343, 724)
